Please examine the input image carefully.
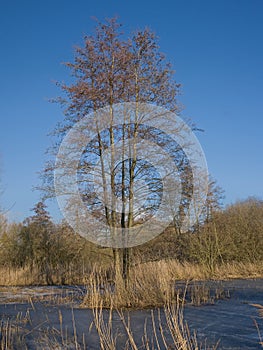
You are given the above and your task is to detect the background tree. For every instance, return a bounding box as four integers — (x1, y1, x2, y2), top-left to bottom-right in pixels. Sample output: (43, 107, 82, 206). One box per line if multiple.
(203, 177, 224, 223)
(0, 222, 21, 268)
(19, 201, 55, 284)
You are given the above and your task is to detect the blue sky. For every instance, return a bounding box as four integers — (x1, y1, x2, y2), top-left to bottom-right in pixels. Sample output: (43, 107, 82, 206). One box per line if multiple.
(0, 0, 262, 221)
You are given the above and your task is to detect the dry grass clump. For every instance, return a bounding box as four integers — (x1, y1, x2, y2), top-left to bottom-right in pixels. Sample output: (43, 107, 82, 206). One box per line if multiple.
(83, 261, 180, 309)
(150, 260, 211, 280)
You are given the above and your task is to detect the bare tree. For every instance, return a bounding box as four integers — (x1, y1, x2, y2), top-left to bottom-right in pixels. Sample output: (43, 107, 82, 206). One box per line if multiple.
(41, 18, 205, 284)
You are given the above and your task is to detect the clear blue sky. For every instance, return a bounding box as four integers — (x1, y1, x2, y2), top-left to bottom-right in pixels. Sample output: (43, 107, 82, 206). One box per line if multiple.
(0, 0, 262, 222)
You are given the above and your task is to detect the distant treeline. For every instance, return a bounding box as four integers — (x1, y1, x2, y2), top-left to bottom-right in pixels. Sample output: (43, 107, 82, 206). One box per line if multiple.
(0, 197, 262, 285)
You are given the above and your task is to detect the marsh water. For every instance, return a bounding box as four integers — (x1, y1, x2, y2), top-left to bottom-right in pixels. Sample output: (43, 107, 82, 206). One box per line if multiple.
(0, 279, 263, 349)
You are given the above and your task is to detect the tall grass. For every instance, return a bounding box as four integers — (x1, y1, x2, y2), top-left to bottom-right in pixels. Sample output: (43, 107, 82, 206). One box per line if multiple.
(83, 261, 180, 309)
(0, 259, 263, 287)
